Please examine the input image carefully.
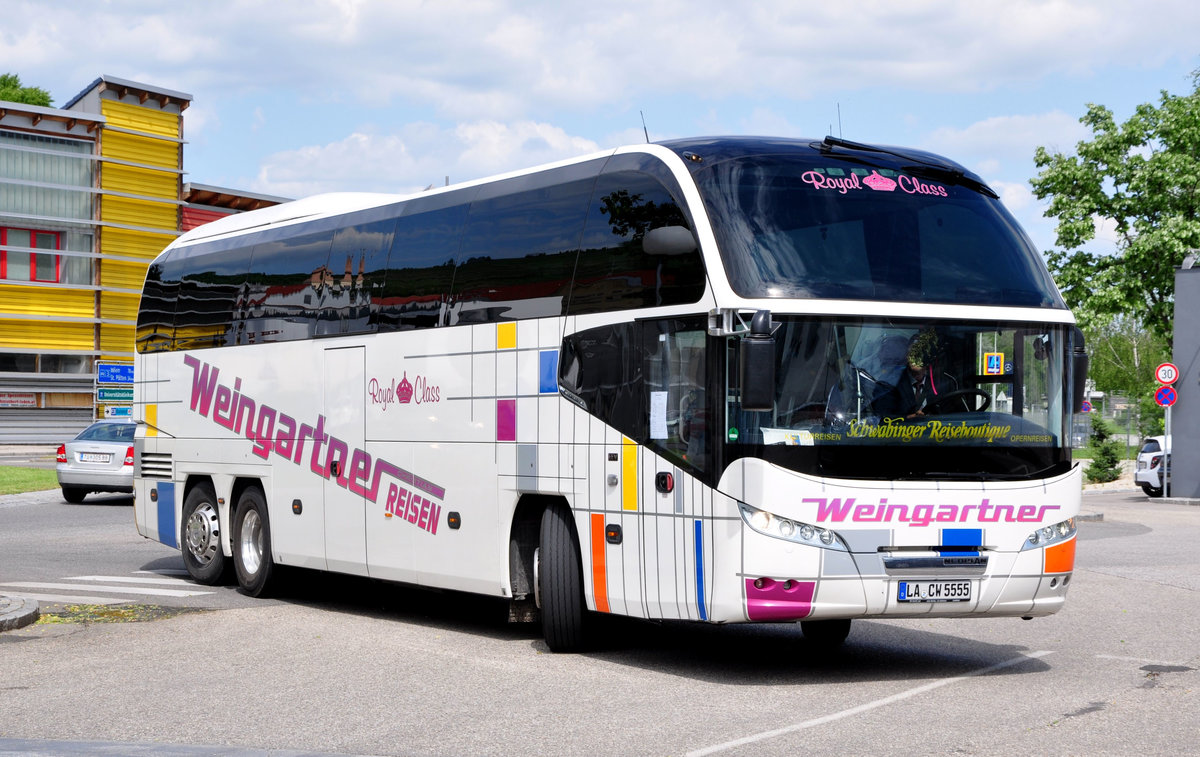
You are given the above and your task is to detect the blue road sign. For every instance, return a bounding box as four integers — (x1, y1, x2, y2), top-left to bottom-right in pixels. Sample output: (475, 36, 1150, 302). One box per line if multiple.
(97, 362, 134, 384)
(1155, 385, 1177, 408)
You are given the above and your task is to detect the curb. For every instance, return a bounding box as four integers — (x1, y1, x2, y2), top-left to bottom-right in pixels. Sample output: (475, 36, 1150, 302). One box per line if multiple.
(0, 595, 40, 632)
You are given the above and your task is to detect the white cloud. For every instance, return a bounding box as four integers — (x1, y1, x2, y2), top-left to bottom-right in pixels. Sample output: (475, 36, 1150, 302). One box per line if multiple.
(9, 0, 1200, 119)
(250, 120, 601, 198)
(924, 111, 1090, 172)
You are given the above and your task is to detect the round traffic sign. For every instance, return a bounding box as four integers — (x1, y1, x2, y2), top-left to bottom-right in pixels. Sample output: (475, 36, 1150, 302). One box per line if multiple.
(1080, 400, 1093, 412)
(1155, 385, 1177, 407)
(1155, 362, 1179, 384)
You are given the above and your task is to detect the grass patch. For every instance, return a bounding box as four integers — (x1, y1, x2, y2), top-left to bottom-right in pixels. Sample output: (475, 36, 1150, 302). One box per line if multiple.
(36, 604, 208, 624)
(0, 465, 58, 495)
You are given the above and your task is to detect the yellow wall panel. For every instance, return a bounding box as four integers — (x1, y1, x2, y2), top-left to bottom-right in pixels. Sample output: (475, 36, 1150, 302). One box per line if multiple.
(100, 323, 135, 354)
(104, 228, 174, 260)
(101, 291, 140, 321)
(101, 99, 180, 139)
(102, 163, 178, 200)
(100, 259, 151, 290)
(0, 320, 94, 350)
(0, 285, 95, 318)
(101, 195, 177, 230)
(100, 131, 179, 169)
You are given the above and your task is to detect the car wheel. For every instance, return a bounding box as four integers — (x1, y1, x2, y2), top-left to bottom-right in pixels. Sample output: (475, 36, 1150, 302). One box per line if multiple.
(1141, 484, 1163, 498)
(61, 486, 87, 504)
(232, 486, 277, 597)
(181, 484, 230, 585)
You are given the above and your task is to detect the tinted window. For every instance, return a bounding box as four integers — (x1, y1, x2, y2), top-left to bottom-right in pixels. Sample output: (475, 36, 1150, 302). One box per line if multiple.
(1141, 439, 1162, 454)
(569, 155, 706, 315)
(136, 252, 184, 354)
(240, 230, 333, 343)
(694, 153, 1065, 307)
(320, 219, 395, 336)
(377, 200, 468, 332)
(173, 242, 253, 350)
(449, 161, 601, 324)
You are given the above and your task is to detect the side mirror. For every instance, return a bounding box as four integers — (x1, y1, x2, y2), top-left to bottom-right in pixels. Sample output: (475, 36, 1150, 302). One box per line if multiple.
(642, 226, 697, 256)
(1071, 326, 1088, 412)
(740, 310, 775, 411)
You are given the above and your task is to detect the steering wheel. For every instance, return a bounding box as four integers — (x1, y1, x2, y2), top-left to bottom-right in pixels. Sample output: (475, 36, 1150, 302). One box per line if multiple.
(924, 388, 991, 414)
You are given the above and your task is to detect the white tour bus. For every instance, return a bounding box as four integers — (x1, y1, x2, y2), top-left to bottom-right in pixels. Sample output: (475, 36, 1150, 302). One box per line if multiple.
(133, 136, 1086, 650)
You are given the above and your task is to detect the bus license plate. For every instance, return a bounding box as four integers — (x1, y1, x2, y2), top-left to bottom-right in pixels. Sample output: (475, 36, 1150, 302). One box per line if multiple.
(898, 580, 972, 603)
(79, 452, 111, 463)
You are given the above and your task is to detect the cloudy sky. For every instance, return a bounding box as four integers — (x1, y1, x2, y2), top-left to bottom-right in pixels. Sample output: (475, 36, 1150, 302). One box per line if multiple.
(4, 0, 1198, 254)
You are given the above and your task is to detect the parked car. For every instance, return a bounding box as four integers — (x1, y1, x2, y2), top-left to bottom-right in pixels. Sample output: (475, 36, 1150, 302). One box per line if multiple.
(55, 420, 136, 503)
(1134, 435, 1171, 497)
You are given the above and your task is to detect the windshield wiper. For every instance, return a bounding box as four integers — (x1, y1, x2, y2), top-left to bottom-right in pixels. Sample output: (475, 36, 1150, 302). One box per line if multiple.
(820, 135, 999, 199)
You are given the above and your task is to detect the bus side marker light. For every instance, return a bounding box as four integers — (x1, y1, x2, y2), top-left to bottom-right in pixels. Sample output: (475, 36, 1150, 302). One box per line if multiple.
(448, 511, 461, 529)
(292, 499, 303, 515)
(655, 472, 674, 493)
(149, 488, 158, 502)
(606, 524, 622, 544)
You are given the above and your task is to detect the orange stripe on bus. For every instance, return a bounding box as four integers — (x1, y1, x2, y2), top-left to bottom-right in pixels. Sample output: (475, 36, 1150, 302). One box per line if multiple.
(590, 512, 610, 613)
(1044, 537, 1076, 574)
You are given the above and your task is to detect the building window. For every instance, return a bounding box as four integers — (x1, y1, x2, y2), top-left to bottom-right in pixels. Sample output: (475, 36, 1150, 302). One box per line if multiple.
(1, 227, 62, 283)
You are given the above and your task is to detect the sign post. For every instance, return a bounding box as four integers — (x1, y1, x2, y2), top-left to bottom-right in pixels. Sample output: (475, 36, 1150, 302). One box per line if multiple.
(1154, 364, 1178, 498)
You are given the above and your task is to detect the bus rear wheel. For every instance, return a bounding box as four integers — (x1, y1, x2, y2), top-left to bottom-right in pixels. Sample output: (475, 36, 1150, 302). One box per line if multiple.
(538, 504, 587, 652)
(232, 486, 277, 597)
(800, 618, 851, 647)
(181, 483, 230, 585)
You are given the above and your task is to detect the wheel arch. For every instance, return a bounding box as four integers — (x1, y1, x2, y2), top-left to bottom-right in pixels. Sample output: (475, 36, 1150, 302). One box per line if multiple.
(508, 493, 573, 602)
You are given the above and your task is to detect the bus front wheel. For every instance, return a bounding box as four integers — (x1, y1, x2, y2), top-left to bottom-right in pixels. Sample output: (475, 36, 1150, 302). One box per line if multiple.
(800, 618, 851, 647)
(181, 483, 229, 585)
(232, 487, 277, 597)
(538, 505, 587, 652)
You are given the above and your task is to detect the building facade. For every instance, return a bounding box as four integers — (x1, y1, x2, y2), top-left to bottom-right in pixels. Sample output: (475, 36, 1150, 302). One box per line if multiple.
(0, 75, 283, 443)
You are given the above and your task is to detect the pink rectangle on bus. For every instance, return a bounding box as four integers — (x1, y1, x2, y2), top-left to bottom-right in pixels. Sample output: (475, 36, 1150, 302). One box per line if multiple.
(497, 399, 516, 442)
(745, 578, 815, 621)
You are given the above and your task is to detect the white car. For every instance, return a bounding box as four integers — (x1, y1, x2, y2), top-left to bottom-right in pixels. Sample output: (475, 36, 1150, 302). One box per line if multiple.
(55, 420, 136, 503)
(1134, 435, 1171, 497)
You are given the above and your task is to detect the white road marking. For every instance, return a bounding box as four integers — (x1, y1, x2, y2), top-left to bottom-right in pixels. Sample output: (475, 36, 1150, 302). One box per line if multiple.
(67, 574, 195, 586)
(1096, 654, 1194, 667)
(0, 581, 211, 598)
(686, 651, 1055, 756)
(4, 593, 126, 605)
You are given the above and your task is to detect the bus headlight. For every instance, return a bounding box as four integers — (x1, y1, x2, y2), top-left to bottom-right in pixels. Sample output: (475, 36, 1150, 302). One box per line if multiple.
(738, 503, 846, 551)
(1023, 517, 1076, 549)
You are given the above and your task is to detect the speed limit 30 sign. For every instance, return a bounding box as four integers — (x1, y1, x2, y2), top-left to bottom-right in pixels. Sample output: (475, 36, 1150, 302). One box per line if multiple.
(1155, 362, 1179, 385)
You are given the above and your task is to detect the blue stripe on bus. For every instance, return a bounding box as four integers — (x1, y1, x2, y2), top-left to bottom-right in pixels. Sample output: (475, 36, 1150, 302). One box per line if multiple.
(157, 481, 177, 548)
(538, 350, 559, 394)
(694, 519, 707, 621)
(939, 527, 981, 556)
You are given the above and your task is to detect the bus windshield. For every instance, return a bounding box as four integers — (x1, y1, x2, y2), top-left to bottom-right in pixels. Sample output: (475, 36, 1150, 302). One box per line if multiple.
(724, 317, 1072, 481)
(693, 152, 1066, 308)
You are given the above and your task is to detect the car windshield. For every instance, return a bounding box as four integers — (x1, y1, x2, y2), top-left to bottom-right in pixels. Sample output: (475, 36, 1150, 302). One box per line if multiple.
(76, 423, 135, 442)
(692, 152, 1066, 308)
(723, 316, 1074, 480)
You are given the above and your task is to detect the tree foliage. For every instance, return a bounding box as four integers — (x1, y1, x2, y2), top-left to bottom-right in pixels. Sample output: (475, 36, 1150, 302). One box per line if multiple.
(1031, 72, 1200, 345)
(0, 73, 52, 107)
(1083, 314, 1169, 438)
(1084, 416, 1124, 484)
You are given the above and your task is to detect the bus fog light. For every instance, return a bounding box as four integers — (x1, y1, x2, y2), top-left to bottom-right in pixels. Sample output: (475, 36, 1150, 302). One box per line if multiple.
(1049, 577, 1059, 588)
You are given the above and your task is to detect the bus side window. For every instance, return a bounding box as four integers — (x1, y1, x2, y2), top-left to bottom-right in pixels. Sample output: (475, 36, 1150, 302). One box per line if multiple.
(376, 203, 466, 332)
(568, 160, 706, 316)
(240, 230, 334, 344)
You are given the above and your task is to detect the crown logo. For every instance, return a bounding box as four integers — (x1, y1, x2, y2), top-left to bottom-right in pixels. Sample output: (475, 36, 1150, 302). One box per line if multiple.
(396, 372, 413, 404)
(863, 171, 897, 191)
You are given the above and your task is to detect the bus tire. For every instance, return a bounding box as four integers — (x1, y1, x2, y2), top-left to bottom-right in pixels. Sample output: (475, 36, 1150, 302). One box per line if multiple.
(539, 504, 587, 652)
(181, 483, 230, 585)
(232, 486, 276, 597)
(800, 618, 851, 647)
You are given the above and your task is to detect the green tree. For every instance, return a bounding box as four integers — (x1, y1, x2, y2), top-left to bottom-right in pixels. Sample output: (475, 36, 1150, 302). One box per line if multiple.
(1084, 314, 1169, 439)
(1085, 416, 1123, 484)
(0, 73, 52, 107)
(1030, 72, 1200, 345)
